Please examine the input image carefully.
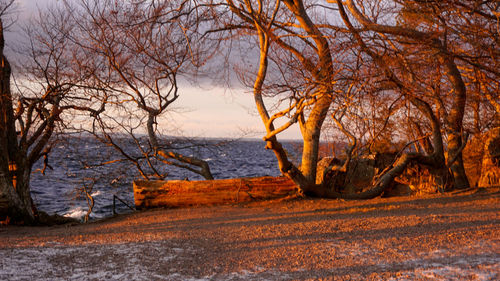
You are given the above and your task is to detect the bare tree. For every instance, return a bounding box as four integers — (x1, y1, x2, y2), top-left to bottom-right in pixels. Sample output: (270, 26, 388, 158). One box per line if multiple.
(329, 0, 500, 190)
(208, 0, 499, 197)
(209, 0, 418, 198)
(0, 0, 103, 224)
(209, 0, 343, 193)
(0, 0, 28, 223)
(60, 0, 215, 180)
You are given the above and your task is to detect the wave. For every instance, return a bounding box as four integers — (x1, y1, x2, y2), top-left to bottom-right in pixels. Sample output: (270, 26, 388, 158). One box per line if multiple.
(32, 138, 300, 219)
(63, 207, 87, 220)
(91, 191, 102, 197)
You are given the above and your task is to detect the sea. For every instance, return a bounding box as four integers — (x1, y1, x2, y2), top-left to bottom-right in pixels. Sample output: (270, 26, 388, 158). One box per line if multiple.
(30, 136, 302, 221)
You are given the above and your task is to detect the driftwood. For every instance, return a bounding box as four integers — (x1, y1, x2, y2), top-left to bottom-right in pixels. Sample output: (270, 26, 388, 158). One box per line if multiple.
(133, 176, 298, 209)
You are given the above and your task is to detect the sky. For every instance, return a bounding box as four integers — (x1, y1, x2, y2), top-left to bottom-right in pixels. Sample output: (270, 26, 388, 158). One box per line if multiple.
(5, 0, 302, 140)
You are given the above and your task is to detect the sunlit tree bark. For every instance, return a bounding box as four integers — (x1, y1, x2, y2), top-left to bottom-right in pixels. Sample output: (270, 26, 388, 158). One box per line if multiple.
(478, 127, 500, 187)
(217, 0, 337, 192)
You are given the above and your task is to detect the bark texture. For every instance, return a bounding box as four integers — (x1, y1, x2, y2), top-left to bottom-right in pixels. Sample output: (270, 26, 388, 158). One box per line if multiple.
(133, 176, 297, 209)
(478, 127, 500, 187)
(231, 0, 334, 191)
(0, 20, 35, 223)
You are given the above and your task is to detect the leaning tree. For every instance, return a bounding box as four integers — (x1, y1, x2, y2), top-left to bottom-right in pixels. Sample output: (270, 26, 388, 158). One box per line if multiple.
(333, 0, 500, 189)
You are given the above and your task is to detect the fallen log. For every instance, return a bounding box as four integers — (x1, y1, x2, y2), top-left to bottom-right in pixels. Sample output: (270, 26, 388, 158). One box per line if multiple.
(133, 176, 298, 209)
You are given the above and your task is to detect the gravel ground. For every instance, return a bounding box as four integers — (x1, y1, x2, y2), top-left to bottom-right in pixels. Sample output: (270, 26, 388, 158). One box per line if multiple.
(0, 187, 499, 280)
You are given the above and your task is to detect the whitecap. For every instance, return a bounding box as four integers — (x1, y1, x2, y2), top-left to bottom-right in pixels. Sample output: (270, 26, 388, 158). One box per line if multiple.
(90, 190, 102, 197)
(63, 207, 87, 220)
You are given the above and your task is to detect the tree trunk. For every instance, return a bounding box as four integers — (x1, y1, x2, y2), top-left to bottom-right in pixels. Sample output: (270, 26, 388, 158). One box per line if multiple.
(0, 19, 35, 224)
(442, 55, 470, 189)
(13, 158, 35, 217)
(447, 133, 469, 189)
(300, 94, 330, 183)
(283, 0, 334, 185)
(0, 162, 34, 224)
(0, 185, 31, 223)
(243, 0, 333, 191)
(133, 176, 297, 209)
(478, 127, 500, 187)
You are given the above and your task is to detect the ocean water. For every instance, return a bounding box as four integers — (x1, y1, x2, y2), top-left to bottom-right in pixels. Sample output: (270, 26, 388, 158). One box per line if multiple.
(30, 137, 301, 220)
